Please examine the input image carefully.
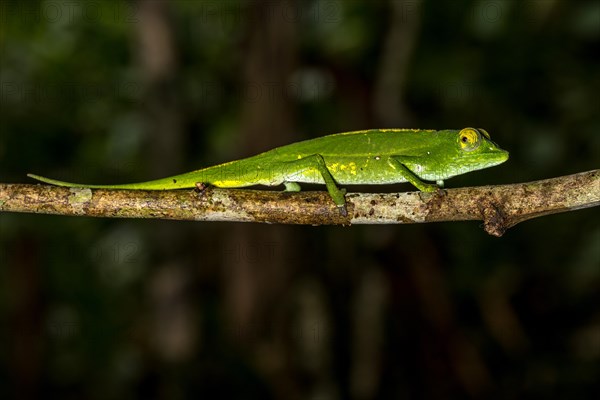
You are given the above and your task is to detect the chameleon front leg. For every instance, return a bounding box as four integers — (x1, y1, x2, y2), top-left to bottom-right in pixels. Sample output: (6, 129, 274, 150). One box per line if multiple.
(387, 156, 439, 192)
(281, 154, 348, 215)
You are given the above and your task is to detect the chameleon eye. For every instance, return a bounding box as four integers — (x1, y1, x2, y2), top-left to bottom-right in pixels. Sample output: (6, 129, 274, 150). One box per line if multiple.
(458, 128, 480, 151)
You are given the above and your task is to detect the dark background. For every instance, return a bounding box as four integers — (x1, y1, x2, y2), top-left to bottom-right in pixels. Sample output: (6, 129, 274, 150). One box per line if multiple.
(1, 0, 599, 399)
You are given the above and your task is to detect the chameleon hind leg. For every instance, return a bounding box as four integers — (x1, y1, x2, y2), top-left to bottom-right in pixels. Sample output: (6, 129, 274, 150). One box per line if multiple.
(283, 182, 301, 192)
(280, 154, 347, 215)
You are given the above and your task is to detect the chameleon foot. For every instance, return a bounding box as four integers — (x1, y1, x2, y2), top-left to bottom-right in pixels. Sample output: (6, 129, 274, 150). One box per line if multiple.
(194, 182, 208, 193)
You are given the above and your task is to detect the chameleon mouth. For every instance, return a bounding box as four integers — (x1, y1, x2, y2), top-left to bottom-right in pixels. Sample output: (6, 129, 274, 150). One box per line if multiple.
(494, 149, 509, 164)
(459, 149, 509, 170)
(477, 148, 509, 165)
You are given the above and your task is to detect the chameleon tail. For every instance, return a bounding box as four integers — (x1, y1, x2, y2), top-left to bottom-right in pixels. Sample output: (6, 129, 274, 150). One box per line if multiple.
(27, 173, 108, 188)
(26, 172, 201, 190)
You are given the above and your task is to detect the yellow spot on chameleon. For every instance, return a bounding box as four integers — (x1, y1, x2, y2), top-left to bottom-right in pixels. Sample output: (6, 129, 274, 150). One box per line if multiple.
(212, 180, 244, 187)
(349, 162, 357, 175)
(379, 128, 436, 133)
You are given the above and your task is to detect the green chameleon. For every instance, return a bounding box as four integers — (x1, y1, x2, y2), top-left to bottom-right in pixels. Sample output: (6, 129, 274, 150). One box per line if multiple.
(28, 127, 508, 215)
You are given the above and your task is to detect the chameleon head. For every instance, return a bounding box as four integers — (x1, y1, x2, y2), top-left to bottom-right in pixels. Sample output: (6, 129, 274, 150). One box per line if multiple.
(416, 127, 509, 181)
(448, 127, 509, 176)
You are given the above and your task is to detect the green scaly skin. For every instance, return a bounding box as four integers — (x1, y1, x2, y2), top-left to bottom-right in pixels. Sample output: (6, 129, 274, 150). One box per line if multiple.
(28, 128, 509, 216)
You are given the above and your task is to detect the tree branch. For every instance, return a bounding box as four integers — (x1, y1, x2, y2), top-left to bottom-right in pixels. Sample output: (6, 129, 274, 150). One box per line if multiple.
(1, 170, 598, 236)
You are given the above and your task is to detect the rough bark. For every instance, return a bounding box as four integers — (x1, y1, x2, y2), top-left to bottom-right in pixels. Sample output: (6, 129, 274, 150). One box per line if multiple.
(2, 170, 598, 237)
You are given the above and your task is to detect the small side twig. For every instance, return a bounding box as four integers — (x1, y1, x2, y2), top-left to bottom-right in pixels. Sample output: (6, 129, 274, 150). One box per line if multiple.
(1, 170, 598, 236)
